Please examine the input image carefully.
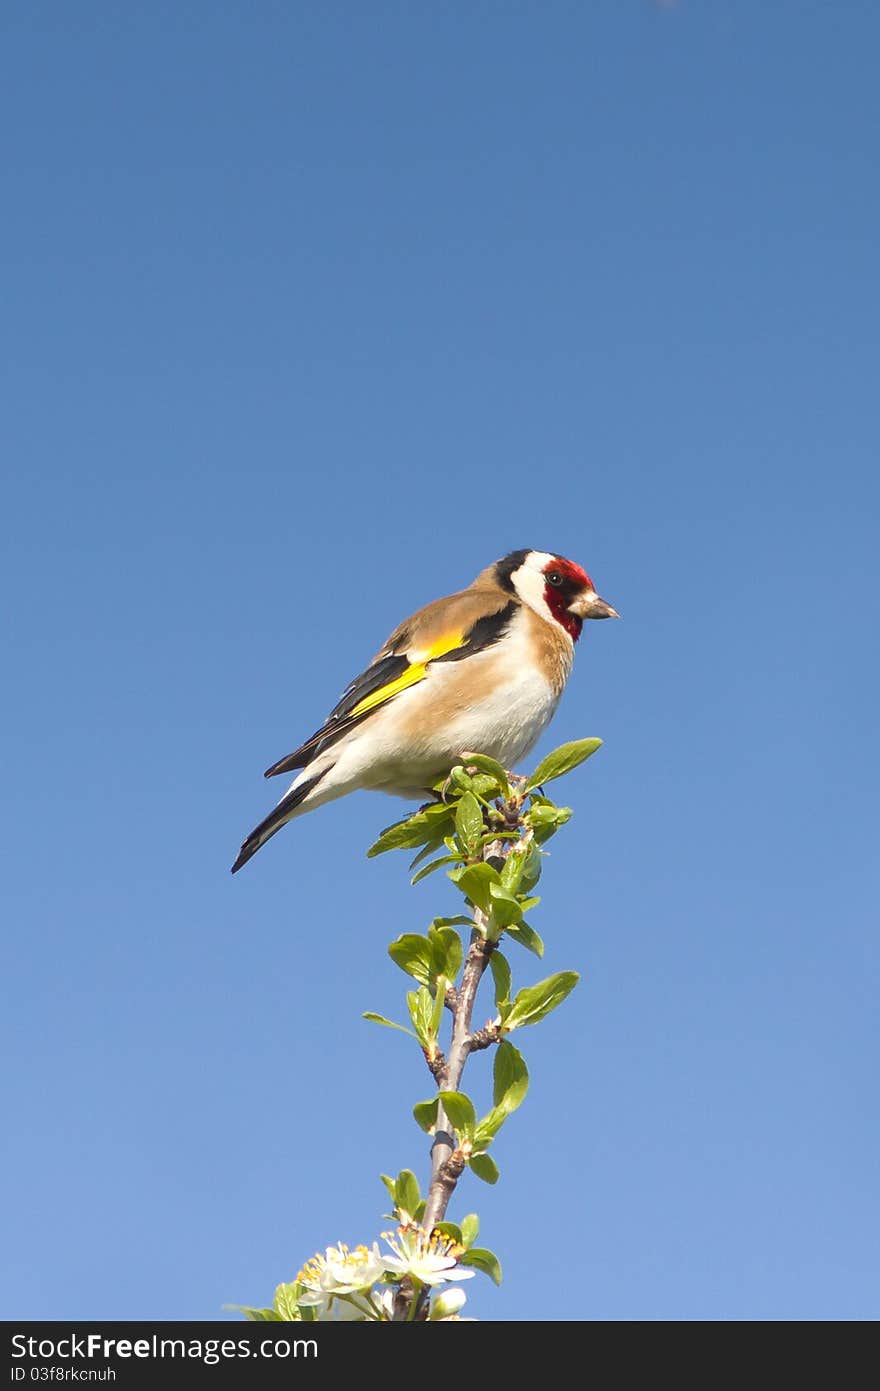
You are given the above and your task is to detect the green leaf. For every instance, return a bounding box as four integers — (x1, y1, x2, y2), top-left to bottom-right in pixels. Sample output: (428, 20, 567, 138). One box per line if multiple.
(235, 1305, 282, 1321)
(460, 1213, 480, 1249)
(472, 1053, 528, 1144)
(474, 1107, 506, 1146)
(449, 862, 500, 911)
(431, 915, 473, 929)
(407, 986, 435, 1045)
(493, 1040, 529, 1115)
(525, 738, 602, 792)
(487, 881, 524, 928)
(460, 752, 510, 795)
(367, 817, 431, 857)
(504, 971, 579, 1030)
(503, 921, 545, 957)
(526, 804, 573, 831)
(455, 791, 485, 857)
(501, 840, 543, 894)
(380, 1173, 397, 1204)
(468, 1152, 500, 1185)
(273, 1282, 304, 1321)
(438, 1089, 477, 1140)
(529, 823, 558, 846)
(362, 1011, 417, 1038)
(395, 1169, 421, 1222)
(470, 772, 508, 801)
(387, 925, 460, 1013)
(459, 1246, 502, 1285)
(413, 1096, 440, 1132)
(411, 854, 461, 885)
(518, 895, 541, 913)
(430, 976, 447, 1037)
(421, 800, 460, 824)
(489, 951, 511, 1012)
(429, 924, 463, 982)
(500, 844, 527, 894)
(367, 802, 455, 857)
(409, 836, 448, 870)
(388, 934, 434, 987)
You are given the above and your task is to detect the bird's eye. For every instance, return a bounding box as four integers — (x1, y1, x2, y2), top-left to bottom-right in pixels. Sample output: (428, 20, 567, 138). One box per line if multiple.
(546, 571, 564, 587)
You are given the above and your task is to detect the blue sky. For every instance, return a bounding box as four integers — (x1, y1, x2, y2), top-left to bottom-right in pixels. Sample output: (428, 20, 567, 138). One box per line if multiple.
(2, 1, 877, 1321)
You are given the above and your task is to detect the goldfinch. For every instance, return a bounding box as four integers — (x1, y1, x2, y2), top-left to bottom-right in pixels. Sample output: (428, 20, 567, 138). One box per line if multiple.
(231, 549, 617, 873)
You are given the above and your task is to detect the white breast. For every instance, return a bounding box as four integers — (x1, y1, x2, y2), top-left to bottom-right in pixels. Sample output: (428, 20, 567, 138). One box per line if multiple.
(329, 609, 572, 797)
(440, 656, 560, 769)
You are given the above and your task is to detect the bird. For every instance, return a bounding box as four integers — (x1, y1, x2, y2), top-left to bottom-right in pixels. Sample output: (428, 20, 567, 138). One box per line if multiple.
(231, 549, 618, 873)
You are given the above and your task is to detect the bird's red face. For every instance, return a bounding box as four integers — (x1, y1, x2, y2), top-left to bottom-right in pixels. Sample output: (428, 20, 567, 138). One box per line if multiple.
(541, 555, 619, 641)
(493, 548, 619, 640)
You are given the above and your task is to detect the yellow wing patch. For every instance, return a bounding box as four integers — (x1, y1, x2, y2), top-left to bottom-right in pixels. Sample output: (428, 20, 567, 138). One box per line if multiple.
(349, 631, 467, 718)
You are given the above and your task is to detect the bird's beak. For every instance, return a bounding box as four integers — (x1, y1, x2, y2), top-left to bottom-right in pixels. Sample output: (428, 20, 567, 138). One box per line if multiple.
(571, 589, 620, 620)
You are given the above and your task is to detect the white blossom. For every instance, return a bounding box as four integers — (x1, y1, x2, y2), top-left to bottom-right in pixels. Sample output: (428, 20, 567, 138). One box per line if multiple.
(380, 1226, 476, 1288)
(296, 1242, 385, 1319)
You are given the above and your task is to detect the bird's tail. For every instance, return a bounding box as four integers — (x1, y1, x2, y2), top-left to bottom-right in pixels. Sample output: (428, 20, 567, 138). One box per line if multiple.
(231, 768, 327, 874)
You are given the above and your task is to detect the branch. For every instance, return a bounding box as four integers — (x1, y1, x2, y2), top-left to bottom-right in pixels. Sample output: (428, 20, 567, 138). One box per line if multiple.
(422, 911, 495, 1231)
